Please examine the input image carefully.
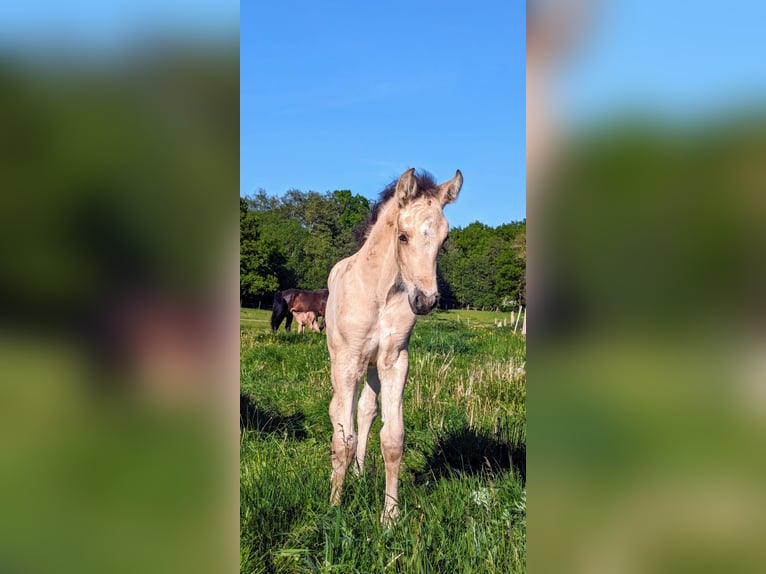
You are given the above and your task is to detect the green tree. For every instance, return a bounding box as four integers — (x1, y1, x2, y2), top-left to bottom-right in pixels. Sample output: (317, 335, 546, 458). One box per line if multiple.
(495, 222, 526, 306)
(240, 188, 371, 295)
(239, 198, 279, 304)
(438, 220, 526, 309)
(240, 187, 525, 310)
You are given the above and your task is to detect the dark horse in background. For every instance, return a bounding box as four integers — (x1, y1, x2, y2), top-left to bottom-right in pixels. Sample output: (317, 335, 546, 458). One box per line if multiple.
(271, 288, 329, 333)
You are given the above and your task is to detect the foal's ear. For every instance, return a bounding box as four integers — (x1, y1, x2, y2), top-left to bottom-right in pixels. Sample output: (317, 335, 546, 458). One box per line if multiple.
(395, 168, 417, 208)
(438, 170, 463, 205)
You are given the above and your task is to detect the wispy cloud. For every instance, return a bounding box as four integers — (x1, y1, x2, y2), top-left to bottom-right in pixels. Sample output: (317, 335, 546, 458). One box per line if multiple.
(270, 71, 455, 117)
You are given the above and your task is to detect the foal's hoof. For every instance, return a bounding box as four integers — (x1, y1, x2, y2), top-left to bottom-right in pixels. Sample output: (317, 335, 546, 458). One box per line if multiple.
(329, 486, 342, 506)
(380, 506, 399, 528)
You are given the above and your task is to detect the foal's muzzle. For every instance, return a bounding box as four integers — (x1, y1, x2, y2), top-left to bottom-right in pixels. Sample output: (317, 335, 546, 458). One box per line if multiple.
(410, 290, 438, 315)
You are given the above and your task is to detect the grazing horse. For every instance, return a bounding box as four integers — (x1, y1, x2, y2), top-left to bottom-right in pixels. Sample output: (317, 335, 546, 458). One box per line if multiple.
(292, 310, 320, 333)
(325, 168, 462, 524)
(271, 288, 329, 332)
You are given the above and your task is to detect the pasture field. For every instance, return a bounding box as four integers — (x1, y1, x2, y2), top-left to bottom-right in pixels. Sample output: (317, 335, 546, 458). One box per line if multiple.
(240, 308, 526, 573)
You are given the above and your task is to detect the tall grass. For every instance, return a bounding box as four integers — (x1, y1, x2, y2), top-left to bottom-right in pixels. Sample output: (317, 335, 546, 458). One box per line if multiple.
(241, 309, 525, 573)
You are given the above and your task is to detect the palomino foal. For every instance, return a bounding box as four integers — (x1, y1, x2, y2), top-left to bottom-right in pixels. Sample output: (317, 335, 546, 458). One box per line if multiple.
(325, 168, 462, 524)
(292, 310, 320, 333)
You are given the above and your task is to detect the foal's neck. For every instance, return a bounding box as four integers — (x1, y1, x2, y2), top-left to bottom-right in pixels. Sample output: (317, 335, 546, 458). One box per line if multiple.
(358, 202, 400, 302)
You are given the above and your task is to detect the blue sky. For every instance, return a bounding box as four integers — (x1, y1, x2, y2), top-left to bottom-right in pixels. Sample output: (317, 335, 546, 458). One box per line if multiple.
(558, 2, 766, 123)
(241, 2, 526, 229)
(0, 1, 237, 53)
(7, 1, 763, 228)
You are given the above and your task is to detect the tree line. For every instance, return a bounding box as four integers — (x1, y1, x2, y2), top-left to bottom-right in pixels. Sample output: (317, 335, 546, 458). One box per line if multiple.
(240, 189, 525, 310)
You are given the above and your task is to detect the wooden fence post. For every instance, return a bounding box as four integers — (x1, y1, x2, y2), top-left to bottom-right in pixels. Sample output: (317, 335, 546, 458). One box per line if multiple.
(521, 307, 526, 335)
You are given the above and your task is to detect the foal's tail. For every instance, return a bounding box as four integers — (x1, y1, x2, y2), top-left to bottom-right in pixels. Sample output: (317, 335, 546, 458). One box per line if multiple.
(271, 291, 288, 332)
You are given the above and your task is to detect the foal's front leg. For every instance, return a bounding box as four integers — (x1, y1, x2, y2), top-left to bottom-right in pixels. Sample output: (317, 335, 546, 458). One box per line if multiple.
(377, 348, 409, 525)
(328, 356, 364, 505)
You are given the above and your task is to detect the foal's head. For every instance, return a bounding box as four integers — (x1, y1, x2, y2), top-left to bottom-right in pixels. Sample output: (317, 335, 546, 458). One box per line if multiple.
(392, 168, 462, 315)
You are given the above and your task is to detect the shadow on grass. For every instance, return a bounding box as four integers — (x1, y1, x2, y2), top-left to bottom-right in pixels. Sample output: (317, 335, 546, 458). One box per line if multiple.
(417, 426, 526, 484)
(240, 393, 308, 440)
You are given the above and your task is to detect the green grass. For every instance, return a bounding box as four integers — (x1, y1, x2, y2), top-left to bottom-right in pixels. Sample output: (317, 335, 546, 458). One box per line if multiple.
(241, 308, 526, 573)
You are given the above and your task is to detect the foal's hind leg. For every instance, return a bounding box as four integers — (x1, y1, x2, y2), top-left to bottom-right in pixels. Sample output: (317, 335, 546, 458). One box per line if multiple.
(355, 366, 381, 475)
(328, 356, 365, 505)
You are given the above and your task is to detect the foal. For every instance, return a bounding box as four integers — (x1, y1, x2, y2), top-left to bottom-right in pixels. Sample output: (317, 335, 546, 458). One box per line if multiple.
(325, 168, 462, 524)
(292, 310, 320, 333)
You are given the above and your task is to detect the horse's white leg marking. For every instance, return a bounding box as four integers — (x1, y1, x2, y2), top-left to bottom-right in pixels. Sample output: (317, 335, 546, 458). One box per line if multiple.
(328, 355, 364, 505)
(377, 348, 409, 525)
(355, 366, 381, 475)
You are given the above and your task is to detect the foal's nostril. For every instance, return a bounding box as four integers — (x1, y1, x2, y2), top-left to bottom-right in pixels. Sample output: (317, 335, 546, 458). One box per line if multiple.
(411, 291, 437, 315)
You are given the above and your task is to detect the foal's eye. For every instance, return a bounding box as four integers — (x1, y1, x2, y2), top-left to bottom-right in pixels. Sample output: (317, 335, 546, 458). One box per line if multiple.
(398, 233, 408, 243)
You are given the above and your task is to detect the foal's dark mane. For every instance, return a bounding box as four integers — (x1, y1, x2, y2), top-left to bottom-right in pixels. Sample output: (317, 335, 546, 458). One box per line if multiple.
(355, 170, 440, 246)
